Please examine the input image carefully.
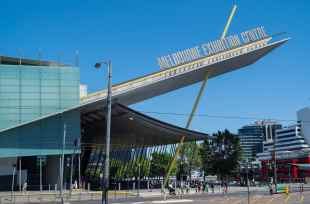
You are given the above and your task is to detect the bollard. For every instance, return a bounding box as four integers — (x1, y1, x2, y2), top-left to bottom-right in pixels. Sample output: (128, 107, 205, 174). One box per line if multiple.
(49, 184, 51, 192)
(133, 182, 135, 191)
(118, 182, 121, 191)
(147, 180, 149, 191)
(126, 181, 129, 199)
(161, 180, 165, 199)
(79, 188, 82, 201)
(285, 186, 289, 195)
(114, 184, 117, 200)
(174, 180, 177, 191)
(55, 184, 57, 192)
(87, 183, 90, 192)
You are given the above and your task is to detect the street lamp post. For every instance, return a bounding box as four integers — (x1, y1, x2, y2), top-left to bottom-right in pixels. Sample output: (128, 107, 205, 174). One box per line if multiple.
(70, 139, 78, 195)
(94, 60, 112, 204)
(273, 134, 277, 193)
(138, 163, 141, 196)
(246, 162, 250, 204)
(11, 164, 16, 201)
(60, 123, 66, 204)
(39, 156, 42, 192)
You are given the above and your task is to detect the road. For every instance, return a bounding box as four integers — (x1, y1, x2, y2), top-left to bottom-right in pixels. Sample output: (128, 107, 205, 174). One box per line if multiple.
(1, 186, 309, 203)
(65, 191, 310, 204)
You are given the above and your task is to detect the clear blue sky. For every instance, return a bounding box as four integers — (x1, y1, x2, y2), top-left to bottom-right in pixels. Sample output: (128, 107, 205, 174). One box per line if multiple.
(1, 0, 309, 134)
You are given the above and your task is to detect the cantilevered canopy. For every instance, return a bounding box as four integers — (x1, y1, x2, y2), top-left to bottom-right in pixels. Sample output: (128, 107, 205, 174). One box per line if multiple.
(0, 101, 207, 158)
(81, 103, 207, 149)
(0, 37, 288, 134)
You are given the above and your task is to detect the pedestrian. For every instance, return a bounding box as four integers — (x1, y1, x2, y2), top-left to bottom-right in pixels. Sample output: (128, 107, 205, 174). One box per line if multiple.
(22, 182, 27, 194)
(204, 182, 208, 193)
(300, 183, 304, 193)
(224, 182, 228, 194)
(74, 180, 78, 189)
(269, 185, 273, 195)
(149, 182, 153, 192)
(220, 182, 223, 194)
(210, 183, 215, 193)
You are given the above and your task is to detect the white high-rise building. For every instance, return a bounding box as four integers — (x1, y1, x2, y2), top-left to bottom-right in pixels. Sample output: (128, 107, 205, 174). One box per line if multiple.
(297, 107, 310, 145)
(275, 124, 308, 151)
(258, 106, 310, 161)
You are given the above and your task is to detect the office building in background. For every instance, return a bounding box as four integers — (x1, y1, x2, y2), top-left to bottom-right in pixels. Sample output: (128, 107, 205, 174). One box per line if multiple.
(259, 106, 310, 181)
(238, 120, 281, 162)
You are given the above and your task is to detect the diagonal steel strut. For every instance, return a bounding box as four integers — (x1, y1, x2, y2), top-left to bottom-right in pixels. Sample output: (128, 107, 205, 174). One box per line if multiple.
(163, 4, 238, 189)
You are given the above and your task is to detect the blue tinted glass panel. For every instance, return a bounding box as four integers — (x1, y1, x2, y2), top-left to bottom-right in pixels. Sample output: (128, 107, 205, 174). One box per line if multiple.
(0, 64, 80, 130)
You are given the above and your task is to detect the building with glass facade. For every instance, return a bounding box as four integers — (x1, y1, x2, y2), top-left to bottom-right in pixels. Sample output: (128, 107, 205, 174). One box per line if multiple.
(0, 57, 81, 189)
(0, 57, 80, 157)
(0, 34, 287, 190)
(0, 60, 79, 130)
(238, 121, 281, 162)
(0, 56, 207, 190)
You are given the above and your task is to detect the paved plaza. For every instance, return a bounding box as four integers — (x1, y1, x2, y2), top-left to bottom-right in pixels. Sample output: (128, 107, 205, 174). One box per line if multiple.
(0, 186, 309, 204)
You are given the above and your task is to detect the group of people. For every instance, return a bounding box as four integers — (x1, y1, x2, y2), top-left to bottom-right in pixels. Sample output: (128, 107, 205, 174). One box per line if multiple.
(194, 182, 205, 193)
(167, 181, 229, 195)
(193, 181, 228, 194)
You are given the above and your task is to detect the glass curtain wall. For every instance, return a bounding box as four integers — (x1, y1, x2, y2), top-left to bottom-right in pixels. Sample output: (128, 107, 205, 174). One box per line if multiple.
(0, 64, 79, 130)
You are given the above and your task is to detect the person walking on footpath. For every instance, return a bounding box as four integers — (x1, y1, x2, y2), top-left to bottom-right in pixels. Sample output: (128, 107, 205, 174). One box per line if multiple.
(223, 182, 228, 194)
(210, 183, 215, 193)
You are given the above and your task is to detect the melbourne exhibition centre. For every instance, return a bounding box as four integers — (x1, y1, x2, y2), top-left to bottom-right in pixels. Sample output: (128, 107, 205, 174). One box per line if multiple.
(0, 26, 288, 190)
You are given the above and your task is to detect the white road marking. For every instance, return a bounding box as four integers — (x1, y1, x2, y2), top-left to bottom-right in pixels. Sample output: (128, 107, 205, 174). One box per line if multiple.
(152, 199, 193, 203)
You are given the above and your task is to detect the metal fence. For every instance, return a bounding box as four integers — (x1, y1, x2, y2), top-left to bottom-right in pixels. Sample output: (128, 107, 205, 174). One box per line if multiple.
(0, 190, 137, 204)
(1, 184, 310, 204)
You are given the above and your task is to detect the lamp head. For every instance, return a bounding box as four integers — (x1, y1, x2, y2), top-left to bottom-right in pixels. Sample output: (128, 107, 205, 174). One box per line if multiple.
(94, 62, 101, 69)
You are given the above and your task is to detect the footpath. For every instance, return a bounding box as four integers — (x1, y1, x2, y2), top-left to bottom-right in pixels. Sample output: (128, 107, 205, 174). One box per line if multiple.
(0, 185, 307, 203)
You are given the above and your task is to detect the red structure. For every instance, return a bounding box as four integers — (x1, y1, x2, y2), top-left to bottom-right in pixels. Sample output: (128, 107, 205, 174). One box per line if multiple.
(261, 156, 310, 182)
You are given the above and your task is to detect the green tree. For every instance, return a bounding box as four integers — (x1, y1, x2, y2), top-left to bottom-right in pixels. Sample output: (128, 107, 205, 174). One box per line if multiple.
(178, 142, 201, 181)
(200, 129, 242, 181)
(150, 152, 174, 178)
(199, 138, 214, 177)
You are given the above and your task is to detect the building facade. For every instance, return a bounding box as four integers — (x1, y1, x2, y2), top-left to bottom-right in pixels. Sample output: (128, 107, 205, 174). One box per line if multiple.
(259, 107, 310, 181)
(297, 107, 310, 144)
(276, 124, 308, 151)
(0, 62, 80, 130)
(238, 124, 263, 162)
(0, 60, 80, 157)
(0, 33, 287, 190)
(238, 121, 281, 162)
(0, 58, 80, 189)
